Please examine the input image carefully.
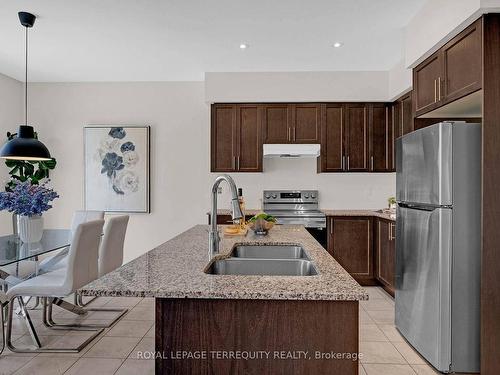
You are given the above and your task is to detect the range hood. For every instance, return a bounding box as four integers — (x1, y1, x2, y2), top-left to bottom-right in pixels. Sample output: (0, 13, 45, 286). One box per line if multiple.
(263, 144, 320, 158)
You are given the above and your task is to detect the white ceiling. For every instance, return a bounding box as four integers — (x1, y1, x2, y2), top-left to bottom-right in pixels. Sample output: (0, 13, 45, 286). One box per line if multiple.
(0, 0, 425, 82)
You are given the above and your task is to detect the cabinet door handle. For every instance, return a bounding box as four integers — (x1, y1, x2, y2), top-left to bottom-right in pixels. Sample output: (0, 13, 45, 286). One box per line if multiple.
(347, 156, 350, 170)
(341, 155, 345, 170)
(389, 223, 395, 241)
(330, 218, 333, 234)
(371, 156, 374, 171)
(293, 127, 296, 141)
(438, 77, 441, 101)
(434, 79, 437, 103)
(288, 127, 291, 142)
(237, 156, 240, 170)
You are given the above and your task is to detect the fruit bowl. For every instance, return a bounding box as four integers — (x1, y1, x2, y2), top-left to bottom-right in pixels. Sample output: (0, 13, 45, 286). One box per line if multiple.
(247, 214, 276, 235)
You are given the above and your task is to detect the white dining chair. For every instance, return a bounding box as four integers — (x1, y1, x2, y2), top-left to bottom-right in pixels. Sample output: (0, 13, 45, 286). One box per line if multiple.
(4, 219, 105, 353)
(98, 215, 129, 278)
(76, 215, 130, 306)
(73, 215, 130, 327)
(39, 210, 105, 271)
(34, 215, 131, 327)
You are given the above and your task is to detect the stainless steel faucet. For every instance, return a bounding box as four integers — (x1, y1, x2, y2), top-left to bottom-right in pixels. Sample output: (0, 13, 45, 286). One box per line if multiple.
(209, 174, 243, 258)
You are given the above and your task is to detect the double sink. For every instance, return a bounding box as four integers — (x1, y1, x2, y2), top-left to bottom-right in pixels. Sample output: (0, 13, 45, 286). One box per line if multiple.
(205, 245, 318, 276)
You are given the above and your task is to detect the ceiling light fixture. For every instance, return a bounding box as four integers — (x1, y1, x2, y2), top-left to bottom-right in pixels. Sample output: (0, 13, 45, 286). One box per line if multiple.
(333, 42, 344, 48)
(239, 43, 248, 49)
(0, 12, 51, 161)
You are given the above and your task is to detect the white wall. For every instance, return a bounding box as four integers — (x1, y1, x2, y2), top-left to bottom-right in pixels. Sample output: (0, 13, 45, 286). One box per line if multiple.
(0, 81, 395, 261)
(405, 0, 482, 67)
(205, 71, 389, 102)
(6, 82, 211, 262)
(215, 158, 395, 212)
(0, 73, 23, 232)
(388, 60, 412, 100)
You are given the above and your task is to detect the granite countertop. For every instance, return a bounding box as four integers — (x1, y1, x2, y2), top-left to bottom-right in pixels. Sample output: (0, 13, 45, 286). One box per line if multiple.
(80, 225, 368, 301)
(212, 209, 395, 221)
(321, 209, 396, 221)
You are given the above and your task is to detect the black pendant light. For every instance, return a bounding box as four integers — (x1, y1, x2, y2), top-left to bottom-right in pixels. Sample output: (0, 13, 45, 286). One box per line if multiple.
(0, 11, 51, 161)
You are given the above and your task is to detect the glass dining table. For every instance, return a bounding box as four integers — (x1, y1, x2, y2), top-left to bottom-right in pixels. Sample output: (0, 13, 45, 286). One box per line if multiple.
(0, 229, 71, 268)
(0, 229, 90, 348)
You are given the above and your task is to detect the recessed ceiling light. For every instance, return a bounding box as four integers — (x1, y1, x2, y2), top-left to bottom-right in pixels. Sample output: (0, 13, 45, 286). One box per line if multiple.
(239, 43, 249, 49)
(333, 42, 344, 48)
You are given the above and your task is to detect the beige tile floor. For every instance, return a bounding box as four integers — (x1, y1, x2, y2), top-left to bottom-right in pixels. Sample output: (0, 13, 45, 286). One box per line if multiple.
(0, 287, 441, 375)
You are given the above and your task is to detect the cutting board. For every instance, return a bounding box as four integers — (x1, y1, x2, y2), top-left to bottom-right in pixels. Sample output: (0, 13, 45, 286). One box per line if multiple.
(223, 227, 248, 237)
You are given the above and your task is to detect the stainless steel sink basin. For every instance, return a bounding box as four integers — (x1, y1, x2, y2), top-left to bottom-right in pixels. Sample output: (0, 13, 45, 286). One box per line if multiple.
(205, 258, 318, 276)
(230, 245, 310, 260)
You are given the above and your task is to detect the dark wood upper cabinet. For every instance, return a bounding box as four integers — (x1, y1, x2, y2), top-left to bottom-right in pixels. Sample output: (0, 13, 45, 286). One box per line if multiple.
(212, 102, 397, 174)
(262, 104, 291, 143)
(414, 18, 482, 117)
(263, 103, 319, 144)
(345, 103, 369, 171)
(401, 93, 413, 135)
(211, 104, 262, 172)
(327, 216, 374, 284)
(291, 104, 321, 143)
(375, 218, 396, 296)
(237, 104, 262, 172)
(370, 103, 390, 172)
(414, 52, 442, 115)
(389, 92, 412, 171)
(320, 104, 344, 172)
(442, 19, 482, 103)
(211, 104, 237, 172)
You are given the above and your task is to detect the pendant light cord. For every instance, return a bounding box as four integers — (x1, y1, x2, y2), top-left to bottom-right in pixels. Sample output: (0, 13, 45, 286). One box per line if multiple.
(25, 25, 28, 126)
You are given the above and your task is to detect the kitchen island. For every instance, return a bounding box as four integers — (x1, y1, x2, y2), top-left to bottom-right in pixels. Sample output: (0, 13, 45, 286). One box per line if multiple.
(80, 225, 368, 374)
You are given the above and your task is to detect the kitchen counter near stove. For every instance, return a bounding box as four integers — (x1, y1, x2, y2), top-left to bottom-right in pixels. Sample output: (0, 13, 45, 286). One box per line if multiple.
(212, 208, 395, 221)
(322, 209, 395, 221)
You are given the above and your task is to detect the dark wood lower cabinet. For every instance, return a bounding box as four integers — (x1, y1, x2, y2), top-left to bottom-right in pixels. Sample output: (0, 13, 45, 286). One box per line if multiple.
(327, 216, 375, 285)
(212, 214, 396, 292)
(375, 219, 396, 297)
(156, 298, 358, 375)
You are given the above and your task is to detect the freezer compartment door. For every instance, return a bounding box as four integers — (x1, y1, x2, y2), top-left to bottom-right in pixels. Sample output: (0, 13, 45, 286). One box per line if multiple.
(395, 205, 452, 372)
(396, 122, 452, 206)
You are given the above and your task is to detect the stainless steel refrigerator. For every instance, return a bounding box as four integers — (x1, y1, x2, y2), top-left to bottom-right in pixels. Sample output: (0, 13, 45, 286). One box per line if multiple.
(395, 122, 481, 373)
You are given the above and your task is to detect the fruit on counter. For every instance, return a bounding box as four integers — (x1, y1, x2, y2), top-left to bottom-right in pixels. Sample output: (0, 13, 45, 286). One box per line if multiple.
(248, 213, 277, 223)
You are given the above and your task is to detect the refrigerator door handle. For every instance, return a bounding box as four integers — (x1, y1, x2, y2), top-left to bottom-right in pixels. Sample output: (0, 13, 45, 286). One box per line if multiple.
(397, 202, 443, 211)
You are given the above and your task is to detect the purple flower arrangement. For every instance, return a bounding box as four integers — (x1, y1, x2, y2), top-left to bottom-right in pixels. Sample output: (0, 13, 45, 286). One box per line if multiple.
(0, 180, 59, 217)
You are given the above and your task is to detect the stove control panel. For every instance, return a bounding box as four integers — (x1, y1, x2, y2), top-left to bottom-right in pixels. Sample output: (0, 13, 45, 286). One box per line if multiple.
(263, 190, 319, 203)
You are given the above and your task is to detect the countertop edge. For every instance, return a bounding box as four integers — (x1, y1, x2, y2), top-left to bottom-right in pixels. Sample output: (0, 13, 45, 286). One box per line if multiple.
(210, 208, 396, 221)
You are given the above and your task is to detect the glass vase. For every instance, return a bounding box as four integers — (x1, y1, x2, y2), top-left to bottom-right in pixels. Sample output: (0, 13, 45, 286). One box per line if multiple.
(17, 215, 44, 243)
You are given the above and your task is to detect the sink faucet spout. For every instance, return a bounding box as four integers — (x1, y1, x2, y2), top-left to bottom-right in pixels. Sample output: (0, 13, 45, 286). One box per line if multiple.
(209, 174, 243, 257)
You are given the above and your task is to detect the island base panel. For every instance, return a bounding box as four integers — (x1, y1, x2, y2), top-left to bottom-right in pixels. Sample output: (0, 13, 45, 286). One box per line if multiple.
(156, 298, 358, 375)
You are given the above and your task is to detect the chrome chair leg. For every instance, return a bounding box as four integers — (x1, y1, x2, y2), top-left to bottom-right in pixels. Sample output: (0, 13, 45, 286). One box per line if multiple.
(74, 292, 97, 307)
(5, 297, 103, 353)
(0, 301, 6, 355)
(45, 297, 126, 329)
(51, 297, 88, 315)
(16, 297, 41, 348)
(29, 297, 41, 310)
(15, 296, 32, 315)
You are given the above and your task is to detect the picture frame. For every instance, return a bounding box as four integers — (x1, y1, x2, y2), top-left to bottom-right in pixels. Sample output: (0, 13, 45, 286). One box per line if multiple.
(84, 125, 150, 213)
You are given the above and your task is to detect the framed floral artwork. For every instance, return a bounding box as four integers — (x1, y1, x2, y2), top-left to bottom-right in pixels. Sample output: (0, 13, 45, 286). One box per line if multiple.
(84, 126, 150, 213)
